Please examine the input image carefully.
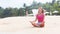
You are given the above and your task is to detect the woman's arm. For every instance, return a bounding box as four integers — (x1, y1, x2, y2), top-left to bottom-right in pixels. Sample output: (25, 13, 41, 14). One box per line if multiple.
(30, 15, 37, 22)
(30, 17, 37, 23)
(33, 17, 37, 22)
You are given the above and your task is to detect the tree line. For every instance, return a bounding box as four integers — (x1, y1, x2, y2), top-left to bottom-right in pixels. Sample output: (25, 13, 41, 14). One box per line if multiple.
(0, 0, 60, 18)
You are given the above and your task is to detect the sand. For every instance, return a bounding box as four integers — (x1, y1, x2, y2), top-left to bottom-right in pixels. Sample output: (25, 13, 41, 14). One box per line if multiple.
(0, 16, 60, 34)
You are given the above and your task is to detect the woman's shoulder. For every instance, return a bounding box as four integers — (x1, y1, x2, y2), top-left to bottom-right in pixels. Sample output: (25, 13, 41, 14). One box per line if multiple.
(36, 14, 38, 17)
(42, 13, 45, 16)
(42, 13, 45, 15)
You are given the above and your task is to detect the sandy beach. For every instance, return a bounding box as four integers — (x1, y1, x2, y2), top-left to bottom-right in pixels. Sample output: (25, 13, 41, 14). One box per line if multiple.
(0, 16, 60, 34)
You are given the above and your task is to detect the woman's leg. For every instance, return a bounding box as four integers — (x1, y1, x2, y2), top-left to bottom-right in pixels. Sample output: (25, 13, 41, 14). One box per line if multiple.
(30, 21, 39, 27)
(30, 21, 45, 27)
(39, 22, 45, 27)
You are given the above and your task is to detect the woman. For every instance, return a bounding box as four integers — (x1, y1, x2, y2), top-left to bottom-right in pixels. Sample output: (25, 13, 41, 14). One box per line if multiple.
(30, 7, 45, 27)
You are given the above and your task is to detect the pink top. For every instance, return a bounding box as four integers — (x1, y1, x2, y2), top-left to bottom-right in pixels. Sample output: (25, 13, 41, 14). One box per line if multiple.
(36, 13, 44, 22)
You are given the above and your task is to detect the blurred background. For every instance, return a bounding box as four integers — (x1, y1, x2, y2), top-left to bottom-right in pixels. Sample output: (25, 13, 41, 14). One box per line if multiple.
(0, 0, 60, 18)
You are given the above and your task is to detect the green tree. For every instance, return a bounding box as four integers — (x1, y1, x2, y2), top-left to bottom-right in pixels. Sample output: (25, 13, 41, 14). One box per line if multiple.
(2, 8, 12, 17)
(11, 8, 18, 16)
(18, 8, 25, 16)
(23, 3, 26, 8)
(0, 7, 4, 18)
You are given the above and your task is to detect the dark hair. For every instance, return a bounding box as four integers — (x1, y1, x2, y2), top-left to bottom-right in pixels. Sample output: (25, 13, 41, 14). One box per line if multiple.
(42, 9, 44, 13)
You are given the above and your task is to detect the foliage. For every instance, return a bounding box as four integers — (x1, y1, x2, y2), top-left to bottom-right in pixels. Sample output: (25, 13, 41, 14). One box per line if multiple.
(0, 0, 60, 18)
